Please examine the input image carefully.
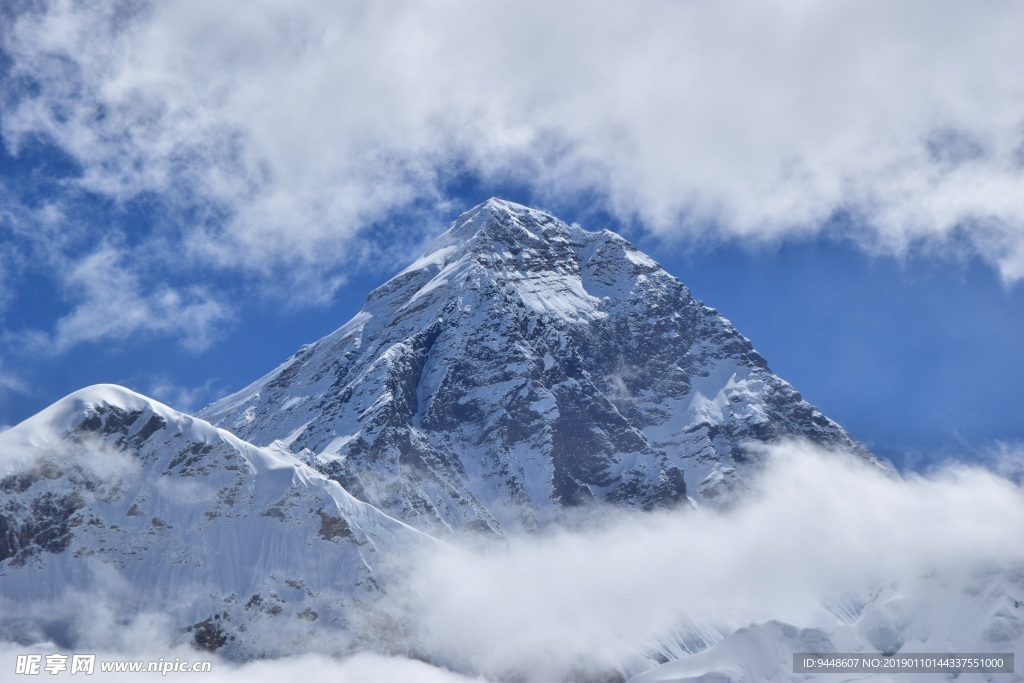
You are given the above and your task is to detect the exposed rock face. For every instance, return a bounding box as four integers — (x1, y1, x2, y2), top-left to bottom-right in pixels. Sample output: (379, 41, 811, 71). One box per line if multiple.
(201, 198, 884, 534)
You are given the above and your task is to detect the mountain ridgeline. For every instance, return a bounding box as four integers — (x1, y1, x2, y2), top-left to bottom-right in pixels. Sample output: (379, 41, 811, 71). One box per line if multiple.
(0, 199, 891, 667)
(199, 198, 880, 534)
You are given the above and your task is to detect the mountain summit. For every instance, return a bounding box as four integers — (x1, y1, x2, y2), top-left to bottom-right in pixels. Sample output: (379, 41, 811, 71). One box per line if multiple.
(426, 197, 581, 253)
(201, 199, 882, 534)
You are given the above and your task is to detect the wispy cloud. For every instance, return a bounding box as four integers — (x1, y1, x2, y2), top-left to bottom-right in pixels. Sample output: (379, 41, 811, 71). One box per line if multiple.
(14, 246, 231, 354)
(968, 439, 1024, 484)
(141, 373, 219, 413)
(0, 360, 26, 395)
(3, 0, 1023, 286)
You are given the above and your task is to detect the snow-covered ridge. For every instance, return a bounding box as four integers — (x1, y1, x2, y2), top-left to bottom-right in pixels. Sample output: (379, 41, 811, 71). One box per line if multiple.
(0, 383, 435, 658)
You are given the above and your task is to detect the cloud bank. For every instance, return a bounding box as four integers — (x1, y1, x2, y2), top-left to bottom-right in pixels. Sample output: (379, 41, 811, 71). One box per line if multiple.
(3, 441, 1022, 681)
(2, 0, 1023, 320)
(395, 442, 1024, 679)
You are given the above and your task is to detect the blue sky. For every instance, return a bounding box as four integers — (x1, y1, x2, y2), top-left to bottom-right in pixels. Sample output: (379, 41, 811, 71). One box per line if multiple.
(1, 1, 1022, 470)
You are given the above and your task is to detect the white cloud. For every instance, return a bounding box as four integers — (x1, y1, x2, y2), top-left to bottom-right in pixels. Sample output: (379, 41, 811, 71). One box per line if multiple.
(1, 440, 1022, 681)
(972, 439, 1024, 484)
(0, 421, 140, 486)
(392, 442, 1024, 679)
(0, 361, 26, 395)
(26, 246, 230, 354)
(141, 373, 218, 413)
(3, 0, 1023, 284)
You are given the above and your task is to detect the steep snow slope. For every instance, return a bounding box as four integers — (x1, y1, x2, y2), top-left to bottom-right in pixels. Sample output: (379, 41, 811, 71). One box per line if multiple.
(0, 384, 434, 659)
(202, 198, 885, 534)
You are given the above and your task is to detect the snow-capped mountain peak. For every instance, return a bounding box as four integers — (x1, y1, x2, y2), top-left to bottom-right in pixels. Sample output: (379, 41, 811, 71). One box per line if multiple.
(200, 201, 883, 535)
(368, 198, 612, 326)
(425, 197, 579, 254)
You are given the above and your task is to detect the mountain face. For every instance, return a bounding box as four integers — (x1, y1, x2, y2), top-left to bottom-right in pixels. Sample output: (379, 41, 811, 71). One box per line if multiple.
(2, 199, 1014, 679)
(0, 385, 431, 658)
(200, 198, 884, 534)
